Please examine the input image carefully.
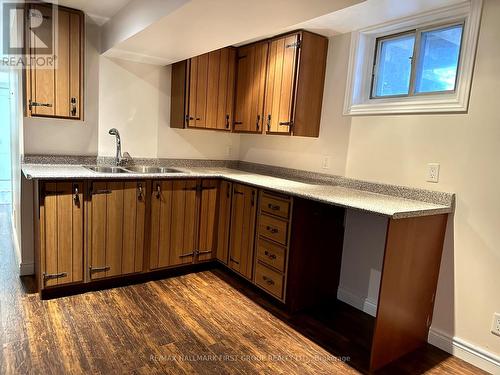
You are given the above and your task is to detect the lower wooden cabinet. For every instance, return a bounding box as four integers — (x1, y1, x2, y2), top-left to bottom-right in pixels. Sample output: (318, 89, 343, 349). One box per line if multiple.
(88, 181, 146, 279)
(198, 179, 219, 261)
(39, 181, 84, 287)
(228, 183, 258, 279)
(216, 180, 232, 264)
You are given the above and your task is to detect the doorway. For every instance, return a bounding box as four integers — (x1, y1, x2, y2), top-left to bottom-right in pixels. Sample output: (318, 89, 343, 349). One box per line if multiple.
(0, 70, 11, 205)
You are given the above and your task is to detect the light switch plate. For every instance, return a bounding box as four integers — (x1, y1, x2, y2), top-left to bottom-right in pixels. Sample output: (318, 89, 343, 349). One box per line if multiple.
(322, 156, 330, 169)
(427, 163, 440, 183)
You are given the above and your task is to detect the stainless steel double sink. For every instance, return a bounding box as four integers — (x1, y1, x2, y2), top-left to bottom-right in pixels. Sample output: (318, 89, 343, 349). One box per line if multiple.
(85, 165, 183, 174)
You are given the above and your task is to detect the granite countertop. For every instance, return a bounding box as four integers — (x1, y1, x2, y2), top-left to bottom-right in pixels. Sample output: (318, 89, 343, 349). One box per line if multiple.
(21, 162, 454, 219)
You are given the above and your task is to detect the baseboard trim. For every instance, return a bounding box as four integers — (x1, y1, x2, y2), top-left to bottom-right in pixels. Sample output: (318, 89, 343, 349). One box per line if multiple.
(10, 216, 21, 266)
(337, 286, 377, 317)
(428, 327, 500, 374)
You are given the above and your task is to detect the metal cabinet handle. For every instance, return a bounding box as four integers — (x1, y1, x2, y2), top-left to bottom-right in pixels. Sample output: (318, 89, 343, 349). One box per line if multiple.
(234, 121, 243, 125)
(256, 114, 261, 130)
(251, 190, 255, 206)
(137, 183, 144, 201)
(279, 121, 293, 126)
(264, 250, 276, 260)
(225, 115, 230, 129)
(268, 203, 280, 211)
(156, 183, 161, 199)
(70, 97, 77, 116)
(43, 272, 67, 282)
(234, 190, 244, 195)
(92, 189, 112, 195)
(267, 114, 271, 131)
(29, 100, 53, 110)
(73, 185, 80, 205)
(266, 226, 278, 234)
(262, 276, 275, 285)
(89, 266, 110, 273)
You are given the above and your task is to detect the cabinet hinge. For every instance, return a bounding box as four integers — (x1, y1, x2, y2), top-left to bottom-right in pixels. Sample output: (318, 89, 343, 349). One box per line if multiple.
(286, 41, 301, 49)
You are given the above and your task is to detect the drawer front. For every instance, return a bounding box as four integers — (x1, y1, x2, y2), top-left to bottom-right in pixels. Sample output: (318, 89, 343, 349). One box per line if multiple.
(257, 238, 286, 272)
(255, 262, 284, 299)
(259, 214, 288, 245)
(261, 194, 290, 219)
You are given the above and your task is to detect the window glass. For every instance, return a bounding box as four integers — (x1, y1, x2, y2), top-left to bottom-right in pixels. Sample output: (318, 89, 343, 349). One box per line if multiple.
(415, 24, 463, 93)
(373, 34, 415, 97)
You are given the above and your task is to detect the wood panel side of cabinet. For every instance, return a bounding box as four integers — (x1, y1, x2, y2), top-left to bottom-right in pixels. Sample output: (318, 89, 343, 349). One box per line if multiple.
(370, 214, 448, 371)
(170, 60, 188, 128)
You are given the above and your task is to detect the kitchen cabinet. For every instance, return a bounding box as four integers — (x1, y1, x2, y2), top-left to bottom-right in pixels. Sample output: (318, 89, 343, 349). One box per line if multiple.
(198, 179, 219, 261)
(228, 183, 258, 279)
(171, 47, 236, 130)
(233, 42, 268, 133)
(216, 180, 232, 264)
(25, 3, 84, 120)
(39, 181, 84, 288)
(150, 180, 198, 269)
(89, 181, 146, 279)
(263, 31, 328, 137)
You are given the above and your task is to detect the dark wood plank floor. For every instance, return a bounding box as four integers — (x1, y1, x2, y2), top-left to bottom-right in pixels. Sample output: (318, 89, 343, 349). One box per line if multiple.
(0, 205, 487, 374)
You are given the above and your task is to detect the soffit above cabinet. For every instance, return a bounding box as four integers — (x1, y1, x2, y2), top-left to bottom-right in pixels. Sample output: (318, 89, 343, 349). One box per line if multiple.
(101, 0, 364, 65)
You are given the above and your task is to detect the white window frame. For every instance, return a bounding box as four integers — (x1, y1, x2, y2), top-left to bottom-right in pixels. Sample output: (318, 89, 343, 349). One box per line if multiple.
(343, 0, 482, 115)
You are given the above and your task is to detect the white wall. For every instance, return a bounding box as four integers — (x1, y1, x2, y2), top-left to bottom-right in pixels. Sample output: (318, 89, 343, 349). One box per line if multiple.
(345, 0, 500, 362)
(238, 34, 351, 175)
(23, 18, 101, 156)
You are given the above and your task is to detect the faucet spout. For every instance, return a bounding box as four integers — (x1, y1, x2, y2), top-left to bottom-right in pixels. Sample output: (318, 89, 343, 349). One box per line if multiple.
(108, 128, 122, 166)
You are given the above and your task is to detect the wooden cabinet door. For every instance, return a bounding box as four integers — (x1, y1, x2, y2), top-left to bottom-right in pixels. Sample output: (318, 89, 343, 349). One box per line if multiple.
(216, 180, 232, 264)
(89, 181, 145, 279)
(26, 3, 83, 119)
(188, 54, 209, 128)
(264, 33, 300, 134)
(40, 181, 83, 288)
(149, 180, 174, 269)
(198, 180, 219, 261)
(233, 42, 268, 133)
(228, 184, 258, 279)
(216, 48, 236, 130)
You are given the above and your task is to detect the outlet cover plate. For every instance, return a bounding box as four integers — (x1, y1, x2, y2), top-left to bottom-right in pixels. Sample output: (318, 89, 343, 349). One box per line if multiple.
(427, 163, 440, 183)
(492, 313, 500, 337)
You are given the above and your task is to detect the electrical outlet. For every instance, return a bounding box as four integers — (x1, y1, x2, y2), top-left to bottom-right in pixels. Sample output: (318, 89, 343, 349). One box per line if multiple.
(492, 313, 500, 337)
(322, 156, 330, 169)
(427, 163, 440, 183)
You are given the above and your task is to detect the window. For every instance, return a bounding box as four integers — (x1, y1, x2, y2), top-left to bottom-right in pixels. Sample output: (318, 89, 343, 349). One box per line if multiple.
(371, 23, 464, 99)
(343, 0, 482, 115)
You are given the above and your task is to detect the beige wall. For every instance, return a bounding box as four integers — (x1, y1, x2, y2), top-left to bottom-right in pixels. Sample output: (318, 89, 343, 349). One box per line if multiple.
(345, 0, 500, 358)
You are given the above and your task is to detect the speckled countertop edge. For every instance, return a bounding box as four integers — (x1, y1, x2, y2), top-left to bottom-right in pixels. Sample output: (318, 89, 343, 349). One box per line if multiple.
(21, 159, 454, 220)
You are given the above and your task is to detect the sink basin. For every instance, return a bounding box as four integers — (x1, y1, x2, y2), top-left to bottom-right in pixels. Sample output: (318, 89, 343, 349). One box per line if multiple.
(123, 166, 183, 174)
(85, 166, 129, 173)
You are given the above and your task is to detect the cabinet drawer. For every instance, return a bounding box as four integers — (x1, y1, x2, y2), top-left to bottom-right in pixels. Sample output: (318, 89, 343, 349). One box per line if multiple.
(261, 194, 290, 219)
(257, 238, 286, 272)
(255, 262, 284, 299)
(259, 214, 288, 245)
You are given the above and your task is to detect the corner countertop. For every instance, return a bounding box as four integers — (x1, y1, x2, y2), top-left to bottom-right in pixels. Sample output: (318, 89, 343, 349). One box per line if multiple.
(21, 163, 454, 220)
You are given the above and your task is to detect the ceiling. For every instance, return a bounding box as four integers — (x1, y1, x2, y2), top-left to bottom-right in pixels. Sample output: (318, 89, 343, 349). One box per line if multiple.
(56, 0, 132, 25)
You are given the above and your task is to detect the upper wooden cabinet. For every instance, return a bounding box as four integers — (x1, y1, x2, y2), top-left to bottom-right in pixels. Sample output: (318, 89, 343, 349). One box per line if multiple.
(233, 42, 269, 133)
(264, 31, 328, 137)
(171, 47, 236, 130)
(24, 3, 84, 120)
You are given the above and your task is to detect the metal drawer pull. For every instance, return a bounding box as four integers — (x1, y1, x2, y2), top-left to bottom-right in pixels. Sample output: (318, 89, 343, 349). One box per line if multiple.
(266, 226, 278, 234)
(43, 272, 67, 281)
(267, 114, 271, 131)
(256, 114, 261, 130)
(29, 100, 53, 110)
(179, 252, 194, 258)
(268, 203, 280, 211)
(264, 250, 276, 260)
(93, 189, 111, 195)
(156, 184, 161, 199)
(262, 276, 275, 285)
(89, 266, 110, 273)
(225, 115, 230, 129)
(70, 97, 77, 116)
(229, 257, 240, 264)
(279, 121, 293, 126)
(234, 121, 243, 125)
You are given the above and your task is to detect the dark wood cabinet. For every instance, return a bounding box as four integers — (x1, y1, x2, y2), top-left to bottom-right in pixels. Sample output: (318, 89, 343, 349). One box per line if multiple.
(25, 3, 84, 120)
(228, 183, 258, 279)
(39, 181, 84, 287)
(88, 181, 146, 279)
(216, 180, 232, 264)
(233, 42, 268, 133)
(198, 179, 219, 261)
(171, 47, 236, 130)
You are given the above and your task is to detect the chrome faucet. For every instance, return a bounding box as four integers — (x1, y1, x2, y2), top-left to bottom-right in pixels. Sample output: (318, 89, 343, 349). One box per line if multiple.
(108, 128, 123, 166)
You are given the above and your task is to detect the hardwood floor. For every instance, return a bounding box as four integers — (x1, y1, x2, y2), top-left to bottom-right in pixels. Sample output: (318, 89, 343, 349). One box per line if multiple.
(0, 205, 487, 374)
